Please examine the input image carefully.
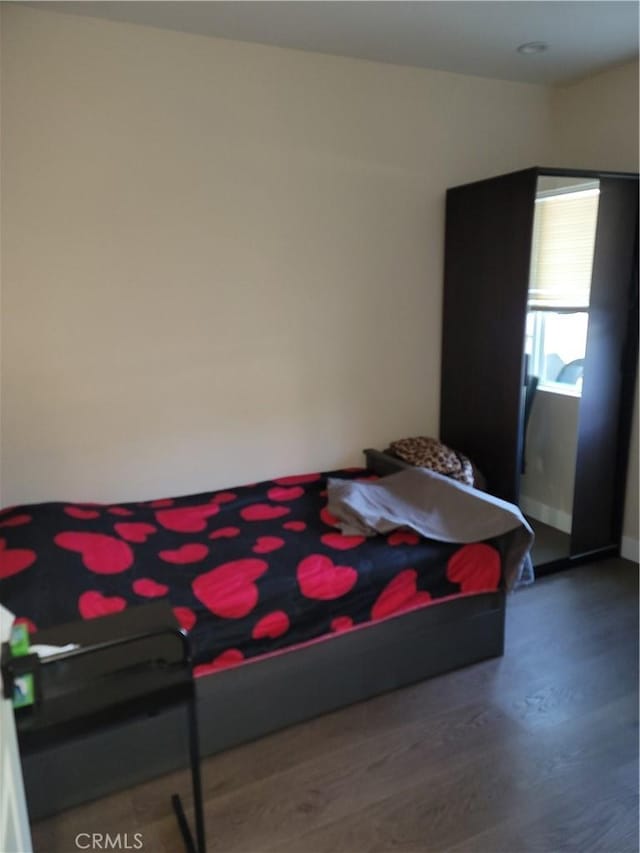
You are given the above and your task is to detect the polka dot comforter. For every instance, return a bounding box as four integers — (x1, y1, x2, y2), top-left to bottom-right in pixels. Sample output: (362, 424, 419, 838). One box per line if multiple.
(0, 469, 502, 678)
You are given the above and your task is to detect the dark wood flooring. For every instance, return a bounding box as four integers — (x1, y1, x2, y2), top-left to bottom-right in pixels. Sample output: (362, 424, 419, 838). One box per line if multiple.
(31, 558, 639, 853)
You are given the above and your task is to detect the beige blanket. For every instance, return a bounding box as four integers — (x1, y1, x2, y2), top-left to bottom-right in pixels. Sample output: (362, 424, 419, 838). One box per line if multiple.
(327, 468, 534, 590)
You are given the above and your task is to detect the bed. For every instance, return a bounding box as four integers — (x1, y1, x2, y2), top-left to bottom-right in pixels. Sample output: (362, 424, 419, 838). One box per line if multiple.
(0, 452, 522, 819)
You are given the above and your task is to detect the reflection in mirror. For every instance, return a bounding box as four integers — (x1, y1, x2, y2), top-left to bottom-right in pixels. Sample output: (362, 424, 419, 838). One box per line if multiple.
(520, 176, 600, 566)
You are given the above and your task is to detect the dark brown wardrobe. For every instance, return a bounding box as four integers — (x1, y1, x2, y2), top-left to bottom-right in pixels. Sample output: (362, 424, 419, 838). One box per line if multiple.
(440, 167, 638, 571)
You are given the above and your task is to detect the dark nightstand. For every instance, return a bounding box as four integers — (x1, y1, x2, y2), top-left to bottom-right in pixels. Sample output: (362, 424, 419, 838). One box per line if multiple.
(3, 602, 206, 853)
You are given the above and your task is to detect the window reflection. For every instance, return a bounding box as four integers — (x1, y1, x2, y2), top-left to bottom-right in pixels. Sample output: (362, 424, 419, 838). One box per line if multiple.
(525, 310, 588, 394)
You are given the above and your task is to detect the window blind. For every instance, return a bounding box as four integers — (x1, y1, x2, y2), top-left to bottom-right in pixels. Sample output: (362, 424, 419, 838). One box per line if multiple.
(528, 187, 599, 309)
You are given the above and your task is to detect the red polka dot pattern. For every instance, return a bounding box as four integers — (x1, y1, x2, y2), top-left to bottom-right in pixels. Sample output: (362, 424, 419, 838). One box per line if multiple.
(267, 486, 305, 502)
(211, 492, 237, 505)
(387, 530, 420, 546)
(79, 590, 127, 619)
(173, 606, 197, 632)
(330, 616, 354, 633)
(64, 507, 100, 520)
(446, 544, 501, 592)
(274, 474, 321, 486)
(133, 578, 169, 597)
(0, 514, 32, 529)
(156, 505, 220, 533)
(115, 523, 157, 543)
(0, 539, 37, 579)
(209, 527, 241, 540)
(252, 536, 285, 554)
(159, 544, 209, 564)
(0, 466, 504, 680)
(297, 555, 358, 600)
(241, 504, 290, 522)
(320, 507, 340, 528)
(55, 532, 133, 574)
(320, 532, 365, 551)
(195, 649, 244, 676)
(252, 610, 290, 639)
(371, 570, 432, 621)
(193, 559, 268, 619)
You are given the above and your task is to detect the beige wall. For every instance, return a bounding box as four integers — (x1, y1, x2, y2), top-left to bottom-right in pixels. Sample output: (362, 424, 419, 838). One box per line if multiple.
(0, 6, 551, 505)
(551, 60, 639, 556)
(551, 60, 639, 173)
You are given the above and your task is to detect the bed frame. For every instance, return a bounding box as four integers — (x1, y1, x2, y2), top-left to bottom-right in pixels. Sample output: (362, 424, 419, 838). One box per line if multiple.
(22, 450, 507, 820)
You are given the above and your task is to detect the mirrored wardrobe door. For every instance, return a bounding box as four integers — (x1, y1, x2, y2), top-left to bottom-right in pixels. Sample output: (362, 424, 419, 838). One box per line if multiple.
(520, 175, 600, 566)
(521, 173, 639, 567)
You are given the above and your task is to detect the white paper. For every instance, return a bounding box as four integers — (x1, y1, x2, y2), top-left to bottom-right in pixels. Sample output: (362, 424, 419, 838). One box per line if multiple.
(30, 643, 80, 658)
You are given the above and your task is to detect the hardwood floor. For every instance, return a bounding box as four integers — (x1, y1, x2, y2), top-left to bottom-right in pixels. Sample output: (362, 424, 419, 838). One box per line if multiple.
(31, 558, 638, 853)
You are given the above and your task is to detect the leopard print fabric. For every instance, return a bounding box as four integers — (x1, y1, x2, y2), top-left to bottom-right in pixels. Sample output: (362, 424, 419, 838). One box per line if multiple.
(388, 436, 475, 487)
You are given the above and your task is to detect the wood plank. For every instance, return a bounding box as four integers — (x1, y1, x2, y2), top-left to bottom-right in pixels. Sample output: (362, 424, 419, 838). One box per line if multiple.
(270, 696, 636, 853)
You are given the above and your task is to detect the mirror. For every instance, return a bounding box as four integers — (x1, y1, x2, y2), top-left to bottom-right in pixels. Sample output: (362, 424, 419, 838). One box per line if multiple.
(520, 176, 600, 566)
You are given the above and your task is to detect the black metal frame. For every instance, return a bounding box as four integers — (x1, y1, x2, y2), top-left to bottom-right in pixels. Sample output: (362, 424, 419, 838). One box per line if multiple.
(172, 695, 206, 853)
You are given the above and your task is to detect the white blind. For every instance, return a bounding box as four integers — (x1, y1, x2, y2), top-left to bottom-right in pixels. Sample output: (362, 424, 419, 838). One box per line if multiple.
(528, 188, 599, 309)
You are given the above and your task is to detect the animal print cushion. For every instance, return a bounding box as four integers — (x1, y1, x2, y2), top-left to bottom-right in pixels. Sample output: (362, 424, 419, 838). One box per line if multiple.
(388, 436, 475, 487)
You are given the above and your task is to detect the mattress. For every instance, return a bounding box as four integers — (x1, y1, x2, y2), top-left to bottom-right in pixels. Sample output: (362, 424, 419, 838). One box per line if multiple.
(0, 469, 503, 676)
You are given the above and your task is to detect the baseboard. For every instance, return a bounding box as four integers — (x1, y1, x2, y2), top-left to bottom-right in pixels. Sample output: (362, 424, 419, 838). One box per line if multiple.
(519, 495, 572, 534)
(621, 536, 639, 563)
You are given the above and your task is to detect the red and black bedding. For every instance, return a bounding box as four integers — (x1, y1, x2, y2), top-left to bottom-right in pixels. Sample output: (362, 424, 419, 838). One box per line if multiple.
(0, 468, 504, 677)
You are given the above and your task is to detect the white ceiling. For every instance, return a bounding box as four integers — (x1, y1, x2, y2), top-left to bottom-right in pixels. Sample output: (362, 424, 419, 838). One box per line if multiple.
(30, 1, 639, 85)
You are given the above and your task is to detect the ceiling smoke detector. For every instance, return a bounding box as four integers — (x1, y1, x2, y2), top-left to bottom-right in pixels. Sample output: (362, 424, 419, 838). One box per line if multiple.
(517, 42, 549, 55)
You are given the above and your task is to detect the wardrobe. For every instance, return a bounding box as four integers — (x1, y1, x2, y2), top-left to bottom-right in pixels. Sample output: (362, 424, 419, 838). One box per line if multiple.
(440, 167, 638, 569)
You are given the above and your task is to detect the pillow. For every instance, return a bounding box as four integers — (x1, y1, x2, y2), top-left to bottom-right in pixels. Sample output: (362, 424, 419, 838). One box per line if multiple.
(388, 436, 475, 487)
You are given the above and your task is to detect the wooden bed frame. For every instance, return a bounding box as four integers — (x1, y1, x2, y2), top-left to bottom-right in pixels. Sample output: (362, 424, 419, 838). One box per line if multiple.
(22, 450, 507, 820)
